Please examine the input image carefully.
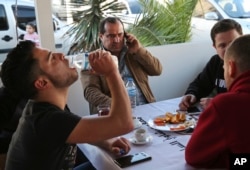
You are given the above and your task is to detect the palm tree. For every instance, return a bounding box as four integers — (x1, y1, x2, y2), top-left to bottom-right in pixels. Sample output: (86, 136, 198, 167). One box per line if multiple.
(67, 0, 101, 53)
(65, 0, 198, 54)
(66, 0, 122, 54)
(129, 0, 198, 46)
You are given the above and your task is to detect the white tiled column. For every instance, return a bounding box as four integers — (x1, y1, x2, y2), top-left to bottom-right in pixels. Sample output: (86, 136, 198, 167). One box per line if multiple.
(34, 0, 55, 51)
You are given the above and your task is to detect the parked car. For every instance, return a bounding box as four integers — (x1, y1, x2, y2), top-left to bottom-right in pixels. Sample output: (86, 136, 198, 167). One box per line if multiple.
(191, 0, 250, 42)
(0, 0, 71, 63)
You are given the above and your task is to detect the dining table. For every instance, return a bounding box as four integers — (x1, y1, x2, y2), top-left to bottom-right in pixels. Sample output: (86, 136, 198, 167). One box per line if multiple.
(77, 97, 202, 170)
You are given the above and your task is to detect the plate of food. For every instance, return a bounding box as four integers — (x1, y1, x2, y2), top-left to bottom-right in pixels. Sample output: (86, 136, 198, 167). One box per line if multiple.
(147, 111, 196, 132)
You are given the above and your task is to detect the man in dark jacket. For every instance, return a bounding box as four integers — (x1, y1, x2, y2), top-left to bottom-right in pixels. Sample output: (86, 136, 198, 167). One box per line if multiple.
(179, 19, 242, 111)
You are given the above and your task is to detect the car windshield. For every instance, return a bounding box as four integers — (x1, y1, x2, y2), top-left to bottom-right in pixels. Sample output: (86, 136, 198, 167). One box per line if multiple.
(127, 0, 142, 14)
(217, 0, 250, 18)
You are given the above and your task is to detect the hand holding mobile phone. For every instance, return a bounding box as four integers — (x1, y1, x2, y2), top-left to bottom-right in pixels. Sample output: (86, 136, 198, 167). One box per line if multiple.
(124, 32, 130, 45)
(114, 152, 152, 168)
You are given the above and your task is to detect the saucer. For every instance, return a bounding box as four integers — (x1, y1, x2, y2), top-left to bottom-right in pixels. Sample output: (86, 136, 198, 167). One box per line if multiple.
(129, 135, 153, 145)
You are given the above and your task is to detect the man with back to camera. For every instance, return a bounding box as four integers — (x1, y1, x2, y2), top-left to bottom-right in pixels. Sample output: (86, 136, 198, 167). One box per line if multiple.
(179, 19, 242, 111)
(1, 40, 134, 170)
(185, 34, 250, 169)
(81, 17, 162, 114)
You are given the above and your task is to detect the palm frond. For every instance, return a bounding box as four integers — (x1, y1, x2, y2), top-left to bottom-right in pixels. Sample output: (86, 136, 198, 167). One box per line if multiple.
(129, 0, 198, 46)
(65, 0, 198, 53)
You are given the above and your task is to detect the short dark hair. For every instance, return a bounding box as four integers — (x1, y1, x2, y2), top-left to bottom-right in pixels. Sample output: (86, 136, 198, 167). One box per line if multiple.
(99, 17, 125, 34)
(26, 23, 36, 29)
(0, 40, 39, 99)
(226, 34, 250, 73)
(210, 19, 242, 46)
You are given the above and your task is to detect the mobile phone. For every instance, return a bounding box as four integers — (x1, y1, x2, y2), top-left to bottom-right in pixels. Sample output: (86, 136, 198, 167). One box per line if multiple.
(124, 32, 130, 45)
(124, 31, 128, 39)
(114, 152, 152, 168)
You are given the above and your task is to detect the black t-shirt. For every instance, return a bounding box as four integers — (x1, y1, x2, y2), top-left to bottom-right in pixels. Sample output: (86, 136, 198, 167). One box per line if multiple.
(5, 100, 81, 170)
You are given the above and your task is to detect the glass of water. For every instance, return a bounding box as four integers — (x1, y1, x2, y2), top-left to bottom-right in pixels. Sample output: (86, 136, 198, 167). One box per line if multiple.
(65, 52, 90, 70)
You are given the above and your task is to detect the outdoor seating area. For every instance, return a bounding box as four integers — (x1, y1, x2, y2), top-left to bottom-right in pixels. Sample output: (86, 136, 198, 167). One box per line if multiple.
(2, 0, 250, 169)
(67, 40, 215, 116)
(0, 40, 215, 116)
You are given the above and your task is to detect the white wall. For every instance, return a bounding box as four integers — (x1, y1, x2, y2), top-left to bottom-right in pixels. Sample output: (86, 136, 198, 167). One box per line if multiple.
(67, 40, 216, 117)
(67, 72, 89, 116)
(147, 40, 216, 101)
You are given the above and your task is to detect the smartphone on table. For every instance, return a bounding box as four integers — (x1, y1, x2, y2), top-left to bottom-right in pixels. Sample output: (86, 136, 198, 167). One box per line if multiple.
(114, 152, 152, 168)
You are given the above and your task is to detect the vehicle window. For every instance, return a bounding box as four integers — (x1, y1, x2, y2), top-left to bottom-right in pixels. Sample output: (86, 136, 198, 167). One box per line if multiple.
(217, 0, 238, 17)
(241, 0, 250, 17)
(217, 0, 250, 18)
(11, 5, 36, 31)
(0, 5, 8, 30)
(193, 0, 226, 20)
(193, 0, 215, 17)
(127, 0, 142, 14)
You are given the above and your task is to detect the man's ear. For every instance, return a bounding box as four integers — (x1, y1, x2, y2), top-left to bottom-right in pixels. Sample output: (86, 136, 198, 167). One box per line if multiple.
(99, 33, 103, 39)
(228, 60, 237, 78)
(34, 77, 49, 90)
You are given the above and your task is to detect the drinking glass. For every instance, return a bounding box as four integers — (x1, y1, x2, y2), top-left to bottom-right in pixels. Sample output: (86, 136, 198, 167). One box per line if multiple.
(97, 104, 110, 116)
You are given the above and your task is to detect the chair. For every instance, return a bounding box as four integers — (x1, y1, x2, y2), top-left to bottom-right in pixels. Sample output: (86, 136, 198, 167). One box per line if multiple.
(0, 87, 27, 169)
(0, 154, 6, 170)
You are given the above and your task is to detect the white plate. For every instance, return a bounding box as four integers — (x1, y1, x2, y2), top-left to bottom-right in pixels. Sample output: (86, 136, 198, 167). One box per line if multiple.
(147, 115, 196, 132)
(129, 135, 153, 145)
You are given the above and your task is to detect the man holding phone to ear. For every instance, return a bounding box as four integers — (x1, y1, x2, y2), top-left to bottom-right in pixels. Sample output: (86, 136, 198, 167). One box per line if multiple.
(81, 17, 162, 114)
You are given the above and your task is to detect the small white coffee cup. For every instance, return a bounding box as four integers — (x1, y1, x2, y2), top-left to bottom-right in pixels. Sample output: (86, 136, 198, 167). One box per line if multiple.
(134, 128, 147, 142)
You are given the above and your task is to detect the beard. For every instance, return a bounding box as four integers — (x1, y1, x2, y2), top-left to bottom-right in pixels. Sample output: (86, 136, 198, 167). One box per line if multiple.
(46, 70, 78, 88)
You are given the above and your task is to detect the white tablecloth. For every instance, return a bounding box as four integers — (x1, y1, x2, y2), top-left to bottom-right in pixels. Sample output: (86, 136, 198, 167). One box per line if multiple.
(78, 97, 199, 170)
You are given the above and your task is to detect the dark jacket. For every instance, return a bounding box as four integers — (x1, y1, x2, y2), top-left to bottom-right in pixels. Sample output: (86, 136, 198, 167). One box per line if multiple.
(185, 54, 227, 100)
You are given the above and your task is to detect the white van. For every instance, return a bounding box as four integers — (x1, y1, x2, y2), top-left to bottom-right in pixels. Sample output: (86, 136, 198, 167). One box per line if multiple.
(0, 0, 71, 63)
